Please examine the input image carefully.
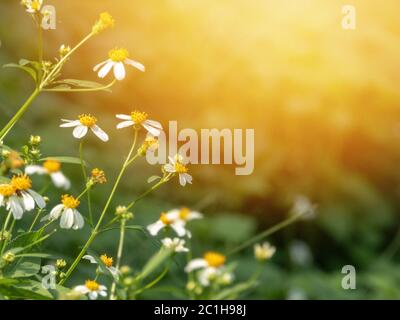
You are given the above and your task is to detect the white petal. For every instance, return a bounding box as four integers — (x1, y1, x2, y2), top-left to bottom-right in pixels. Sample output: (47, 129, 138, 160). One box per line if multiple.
(171, 221, 187, 237)
(27, 189, 46, 208)
(51, 172, 71, 189)
(91, 125, 109, 142)
(72, 209, 84, 230)
(179, 174, 187, 187)
(99, 290, 107, 297)
(93, 59, 109, 72)
(0, 195, 4, 206)
(21, 192, 35, 211)
(146, 220, 165, 236)
(82, 255, 97, 264)
(163, 164, 175, 173)
(72, 125, 88, 139)
(49, 204, 64, 219)
(116, 120, 134, 129)
(60, 120, 81, 128)
(198, 267, 217, 286)
(60, 208, 74, 229)
(113, 62, 126, 81)
(88, 291, 98, 300)
(9, 197, 24, 220)
(142, 123, 162, 137)
(74, 285, 89, 294)
(25, 165, 47, 175)
(144, 119, 162, 129)
(188, 211, 202, 220)
(98, 61, 114, 78)
(116, 114, 131, 120)
(184, 259, 208, 273)
(125, 59, 145, 72)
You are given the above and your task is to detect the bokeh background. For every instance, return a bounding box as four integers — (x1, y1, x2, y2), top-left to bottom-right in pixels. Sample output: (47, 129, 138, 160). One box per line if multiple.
(1, 0, 400, 299)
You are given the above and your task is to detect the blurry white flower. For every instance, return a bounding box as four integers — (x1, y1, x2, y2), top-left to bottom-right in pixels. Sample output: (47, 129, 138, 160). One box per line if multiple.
(164, 155, 192, 187)
(147, 212, 187, 237)
(185, 251, 231, 286)
(254, 242, 276, 261)
(162, 237, 189, 253)
(291, 195, 316, 220)
(82, 254, 119, 279)
(116, 111, 162, 136)
(60, 114, 109, 142)
(169, 207, 203, 223)
(21, 0, 43, 13)
(45, 195, 84, 230)
(0, 175, 45, 220)
(287, 288, 307, 300)
(289, 240, 313, 266)
(25, 159, 70, 190)
(94, 48, 144, 81)
(74, 280, 107, 300)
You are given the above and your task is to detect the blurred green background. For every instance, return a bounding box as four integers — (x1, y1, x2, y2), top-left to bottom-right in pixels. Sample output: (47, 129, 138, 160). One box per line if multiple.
(1, 0, 400, 299)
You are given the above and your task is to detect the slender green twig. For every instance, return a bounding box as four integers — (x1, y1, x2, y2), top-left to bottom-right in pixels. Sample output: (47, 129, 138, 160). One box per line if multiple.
(59, 130, 139, 285)
(110, 219, 126, 299)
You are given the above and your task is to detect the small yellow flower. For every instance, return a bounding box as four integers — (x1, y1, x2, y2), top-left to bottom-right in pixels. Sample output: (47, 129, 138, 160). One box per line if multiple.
(92, 12, 115, 34)
(203, 252, 226, 268)
(100, 254, 113, 268)
(22, 0, 43, 14)
(11, 175, 32, 191)
(91, 168, 107, 185)
(138, 135, 159, 156)
(43, 159, 61, 173)
(254, 242, 276, 261)
(79, 114, 97, 128)
(116, 111, 162, 136)
(61, 194, 80, 209)
(60, 115, 109, 142)
(164, 155, 193, 186)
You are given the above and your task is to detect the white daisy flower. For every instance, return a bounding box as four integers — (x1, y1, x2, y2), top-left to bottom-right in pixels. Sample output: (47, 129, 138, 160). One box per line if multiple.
(82, 254, 119, 279)
(164, 155, 192, 187)
(60, 114, 109, 142)
(21, 0, 43, 13)
(254, 242, 276, 261)
(169, 207, 203, 224)
(0, 175, 45, 220)
(74, 280, 107, 300)
(25, 159, 70, 190)
(147, 212, 187, 237)
(116, 111, 162, 136)
(185, 252, 231, 287)
(93, 47, 145, 81)
(162, 237, 189, 253)
(46, 194, 84, 230)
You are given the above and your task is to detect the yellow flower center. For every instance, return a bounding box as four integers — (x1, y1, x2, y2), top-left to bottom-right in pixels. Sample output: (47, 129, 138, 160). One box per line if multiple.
(91, 168, 107, 184)
(174, 162, 188, 174)
(179, 208, 190, 220)
(85, 280, 100, 292)
(0, 184, 16, 197)
(130, 111, 148, 124)
(108, 48, 129, 62)
(43, 160, 61, 173)
(92, 12, 115, 34)
(11, 175, 32, 191)
(31, 0, 41, 10)
(100, 254, 113, 268)
(204, 252, 226, 268)
(78, 114, 97, 128)
(61, 194, 80, 209)
(160, 212, 172, 225)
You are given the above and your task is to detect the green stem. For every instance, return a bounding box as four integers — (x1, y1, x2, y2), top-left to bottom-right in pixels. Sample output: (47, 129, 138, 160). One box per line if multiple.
(0, 88, 41, 141)
(110, 219, 126, 300)
(227, 213, 304, 256)
(1, 218, 15, 256)
(133, 267, 169, 295)
(126, 176, 171, 210)
(59, 130, 138, 285)
(37, 15, 43, 85)
(79, 141, 93, 226)
(28, 208, 44, 232)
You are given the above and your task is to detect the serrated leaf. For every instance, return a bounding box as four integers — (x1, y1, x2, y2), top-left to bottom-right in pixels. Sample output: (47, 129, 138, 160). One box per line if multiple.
(5, 258, 41, 278)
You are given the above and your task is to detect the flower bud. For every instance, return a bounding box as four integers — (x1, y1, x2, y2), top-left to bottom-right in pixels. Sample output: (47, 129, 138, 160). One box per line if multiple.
(2, 251, 16, 263)
(56, 259, 67, 269)
(92, 12, 115, 34)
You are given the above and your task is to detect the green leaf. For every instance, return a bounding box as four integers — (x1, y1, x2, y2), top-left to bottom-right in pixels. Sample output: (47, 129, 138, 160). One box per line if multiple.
(40, 156, 87, 166)
(147, 175, 161, 183)
(9, 230, 44, 249)
(136, 248, 173, 281)
(5, 258, 41, 278)
(0, 279, 53, 300)
(3, 63, 37, 81)
(54, 79, 112, 92)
